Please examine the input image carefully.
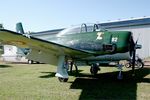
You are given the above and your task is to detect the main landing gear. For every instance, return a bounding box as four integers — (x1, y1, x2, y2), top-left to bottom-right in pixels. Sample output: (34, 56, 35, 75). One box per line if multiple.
(55, 56, 80, 82)
(89, 62, 124, 80)
(90, 63, 100, 75)
(55, 56, 69, 82)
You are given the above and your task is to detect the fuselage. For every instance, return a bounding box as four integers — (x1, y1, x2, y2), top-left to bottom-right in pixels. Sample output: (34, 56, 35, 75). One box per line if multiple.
(41, 28, 132, 56)
(32, 25, 133, 63)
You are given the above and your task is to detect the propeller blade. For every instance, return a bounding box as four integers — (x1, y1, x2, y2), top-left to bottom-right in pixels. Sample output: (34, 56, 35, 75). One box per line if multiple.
(129, 34, 141, 76)
(132, 47, 136, 76)
(129, 36, 135, 57)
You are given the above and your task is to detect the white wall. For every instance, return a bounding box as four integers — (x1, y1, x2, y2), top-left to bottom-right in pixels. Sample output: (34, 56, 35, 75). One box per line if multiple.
(1, 45, 28, 62)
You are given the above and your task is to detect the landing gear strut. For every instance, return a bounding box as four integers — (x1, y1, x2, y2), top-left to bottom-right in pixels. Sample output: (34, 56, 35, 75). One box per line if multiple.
(117, 64, 123, 80)
(90, 63, 100, 75)
(69, 61, 79, 75)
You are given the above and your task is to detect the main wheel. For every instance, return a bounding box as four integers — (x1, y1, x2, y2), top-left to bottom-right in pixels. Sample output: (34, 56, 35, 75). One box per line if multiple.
(58, 77, 68, 82)
(90, 64, 99, 75)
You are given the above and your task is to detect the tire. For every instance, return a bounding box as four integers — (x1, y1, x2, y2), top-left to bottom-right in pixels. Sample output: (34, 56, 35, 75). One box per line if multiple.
(125, 63, 131, 68)
(58, 77, 68, 82)
(136, 61, 144, 68)
(90, 64, 99, 75)
(28, 60, 33, 64)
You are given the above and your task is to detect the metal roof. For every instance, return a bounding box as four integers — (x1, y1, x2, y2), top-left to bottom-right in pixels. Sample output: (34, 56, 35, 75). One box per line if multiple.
(99, 17, 150, 29)
(31, 17, 150, 36)
(30, 28, 64, 36)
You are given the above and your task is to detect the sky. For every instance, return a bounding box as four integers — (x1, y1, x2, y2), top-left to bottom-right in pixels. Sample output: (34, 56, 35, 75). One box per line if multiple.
(0, 0, 150, 32)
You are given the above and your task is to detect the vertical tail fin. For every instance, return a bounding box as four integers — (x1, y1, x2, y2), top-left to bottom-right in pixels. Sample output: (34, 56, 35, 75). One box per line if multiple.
(16, 22, 24, 34)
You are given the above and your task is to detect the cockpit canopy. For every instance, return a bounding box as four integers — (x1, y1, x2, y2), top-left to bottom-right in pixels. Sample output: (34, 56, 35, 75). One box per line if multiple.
(57, 23, 104, 36)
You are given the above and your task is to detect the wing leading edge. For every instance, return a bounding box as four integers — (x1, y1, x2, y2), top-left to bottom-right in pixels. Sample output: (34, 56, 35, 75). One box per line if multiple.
(0, 29, 93, 58)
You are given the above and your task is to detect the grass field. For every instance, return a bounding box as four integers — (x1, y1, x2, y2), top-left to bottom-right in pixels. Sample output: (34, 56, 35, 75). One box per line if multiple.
(0, 63, 149, 100)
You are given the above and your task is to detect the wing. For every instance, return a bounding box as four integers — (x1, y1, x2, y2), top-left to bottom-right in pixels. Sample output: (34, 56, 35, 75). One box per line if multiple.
(0, 29, 93, 59)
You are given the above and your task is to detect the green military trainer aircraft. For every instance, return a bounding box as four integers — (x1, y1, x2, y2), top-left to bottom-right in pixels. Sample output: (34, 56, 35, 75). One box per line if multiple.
(0, 23, 141, 82)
